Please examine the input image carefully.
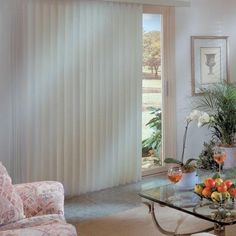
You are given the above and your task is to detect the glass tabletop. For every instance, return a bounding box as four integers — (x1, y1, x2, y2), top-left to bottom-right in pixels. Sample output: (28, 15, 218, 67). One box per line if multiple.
(139, 183, 236, 226)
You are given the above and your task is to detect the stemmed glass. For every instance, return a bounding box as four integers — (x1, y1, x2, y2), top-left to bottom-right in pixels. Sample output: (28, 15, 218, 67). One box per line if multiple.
(213, 147, 226, 176)
(168, 166, 183, 184)
(167, 166, 183, 202)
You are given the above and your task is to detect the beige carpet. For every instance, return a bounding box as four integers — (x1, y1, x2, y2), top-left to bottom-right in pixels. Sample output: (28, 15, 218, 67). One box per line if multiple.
(76, 204, 215, 236)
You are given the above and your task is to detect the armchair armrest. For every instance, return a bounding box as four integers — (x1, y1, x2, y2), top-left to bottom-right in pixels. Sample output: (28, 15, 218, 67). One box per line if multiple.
(14, 181, 64, 218)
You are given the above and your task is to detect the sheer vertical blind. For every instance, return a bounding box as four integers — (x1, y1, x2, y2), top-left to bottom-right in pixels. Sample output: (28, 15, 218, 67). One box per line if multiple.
(1, 0, 142, 195)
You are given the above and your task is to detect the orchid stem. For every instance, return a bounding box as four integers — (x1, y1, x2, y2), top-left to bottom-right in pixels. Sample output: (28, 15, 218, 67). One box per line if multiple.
(181, 121, 190, 163)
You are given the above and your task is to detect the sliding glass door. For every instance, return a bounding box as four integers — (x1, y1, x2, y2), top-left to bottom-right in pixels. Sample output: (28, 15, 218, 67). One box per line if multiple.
(142, 13, 162, 172)
(142, 6, 176, 176)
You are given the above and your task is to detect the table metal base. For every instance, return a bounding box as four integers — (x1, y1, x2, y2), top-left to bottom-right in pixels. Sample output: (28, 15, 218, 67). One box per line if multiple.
(143, 201, 222, 236)
(214, 224, 225, 236)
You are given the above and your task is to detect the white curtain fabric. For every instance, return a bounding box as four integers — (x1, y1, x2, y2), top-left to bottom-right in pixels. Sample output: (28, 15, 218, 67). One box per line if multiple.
(0, 0, 142, 195)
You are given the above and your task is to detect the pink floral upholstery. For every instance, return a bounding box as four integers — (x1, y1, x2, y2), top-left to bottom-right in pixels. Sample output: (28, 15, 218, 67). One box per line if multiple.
(15, 181, 64, 217)
(0, 214, 77, 236)
(0, 163, 77, 235)
(0, 223, 76, 236)
(0, 162, 25, 225)
(0, 214, 65, 231)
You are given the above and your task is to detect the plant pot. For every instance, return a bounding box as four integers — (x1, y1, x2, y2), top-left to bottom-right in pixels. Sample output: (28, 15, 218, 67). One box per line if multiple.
(176, 170, 198, 190)
(221, 146, 236, 169)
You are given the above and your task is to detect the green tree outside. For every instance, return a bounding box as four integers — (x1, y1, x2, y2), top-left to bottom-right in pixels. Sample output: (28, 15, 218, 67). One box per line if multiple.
(143, 31, 161, 77)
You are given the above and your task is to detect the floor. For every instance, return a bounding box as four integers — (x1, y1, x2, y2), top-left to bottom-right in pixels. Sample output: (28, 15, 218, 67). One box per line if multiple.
(64, 173, 168, 224)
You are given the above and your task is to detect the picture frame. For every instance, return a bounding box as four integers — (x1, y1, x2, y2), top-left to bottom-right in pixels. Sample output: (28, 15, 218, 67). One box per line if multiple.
(191, 36, 229, 95)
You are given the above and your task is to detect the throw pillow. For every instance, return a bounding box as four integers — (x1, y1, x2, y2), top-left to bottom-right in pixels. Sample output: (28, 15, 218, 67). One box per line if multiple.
(0, 162, 25, 225)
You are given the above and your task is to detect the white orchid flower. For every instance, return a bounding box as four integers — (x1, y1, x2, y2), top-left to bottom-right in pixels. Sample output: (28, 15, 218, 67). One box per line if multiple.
(186, 110, 202, 122)
(210, 116, 215, 122)
(197, 112, 210, 127)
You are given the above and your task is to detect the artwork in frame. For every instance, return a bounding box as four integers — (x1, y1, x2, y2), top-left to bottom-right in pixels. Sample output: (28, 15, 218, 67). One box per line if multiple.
(191, 36, 229, 95)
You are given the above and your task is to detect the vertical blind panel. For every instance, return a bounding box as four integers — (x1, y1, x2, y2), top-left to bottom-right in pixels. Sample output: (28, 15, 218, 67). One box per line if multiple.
(0, 1, 18, 177)
(5, 0, 142, 195)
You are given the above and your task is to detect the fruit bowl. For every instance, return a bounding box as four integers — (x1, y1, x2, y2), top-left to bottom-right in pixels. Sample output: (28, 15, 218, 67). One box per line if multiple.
(194, 173, 236, 203)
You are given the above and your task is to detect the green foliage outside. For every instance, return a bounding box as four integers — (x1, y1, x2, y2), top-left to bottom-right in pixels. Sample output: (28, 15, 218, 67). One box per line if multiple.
(143, 31, 161, 76)
(142, 107, 162, 159)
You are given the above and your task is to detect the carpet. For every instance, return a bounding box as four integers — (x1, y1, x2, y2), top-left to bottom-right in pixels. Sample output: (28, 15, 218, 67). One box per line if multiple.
(76, 204, 215, 236)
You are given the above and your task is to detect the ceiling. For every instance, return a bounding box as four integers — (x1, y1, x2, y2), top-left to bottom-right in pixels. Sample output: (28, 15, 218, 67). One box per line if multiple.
(101, 0, 191, 7)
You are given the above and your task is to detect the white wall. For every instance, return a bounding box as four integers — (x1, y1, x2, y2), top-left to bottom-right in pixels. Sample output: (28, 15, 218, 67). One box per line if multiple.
(175, 0, 236, 161)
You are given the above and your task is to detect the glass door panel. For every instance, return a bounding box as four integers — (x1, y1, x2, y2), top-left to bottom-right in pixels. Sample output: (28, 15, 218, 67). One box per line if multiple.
(142, 14, 163, 172)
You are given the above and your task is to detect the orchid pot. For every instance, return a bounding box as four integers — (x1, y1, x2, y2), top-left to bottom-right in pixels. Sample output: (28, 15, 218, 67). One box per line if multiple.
(177, 170, 198, 189)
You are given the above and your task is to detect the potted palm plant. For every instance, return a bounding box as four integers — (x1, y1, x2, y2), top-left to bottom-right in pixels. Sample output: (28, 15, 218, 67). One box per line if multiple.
(194, 82, 236, 169)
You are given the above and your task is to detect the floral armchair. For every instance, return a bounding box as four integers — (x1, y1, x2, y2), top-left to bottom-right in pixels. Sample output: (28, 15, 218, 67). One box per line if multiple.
(0, 162, 77, 236)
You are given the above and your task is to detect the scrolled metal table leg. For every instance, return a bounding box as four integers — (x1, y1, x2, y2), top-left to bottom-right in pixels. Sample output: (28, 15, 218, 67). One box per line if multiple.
(143, 201, 176, 236)
(142, 201, 214, 236)
(214, 223, 225, 236)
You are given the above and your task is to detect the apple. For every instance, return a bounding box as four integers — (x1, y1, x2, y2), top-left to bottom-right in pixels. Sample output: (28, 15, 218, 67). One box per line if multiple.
(215, 178, 223, 187)
(224, 179, 233, 189)
(204, 178, 216, 188)
(202, 187, 212, 198)
(217, 183, 227, 193)
(228, 188, 236, 198)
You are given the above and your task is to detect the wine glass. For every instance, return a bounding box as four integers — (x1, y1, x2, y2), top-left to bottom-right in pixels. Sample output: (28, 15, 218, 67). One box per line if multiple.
(213, 147, 226, 176)
(167, 166, 183, 203)
(168, 166, 183, 184)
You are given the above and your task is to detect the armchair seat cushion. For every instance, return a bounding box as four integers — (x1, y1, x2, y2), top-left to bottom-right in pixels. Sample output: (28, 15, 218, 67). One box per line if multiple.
(0, 214, 76, 236)
(0, 215, 77, 236)
(0, 214, 65, 231)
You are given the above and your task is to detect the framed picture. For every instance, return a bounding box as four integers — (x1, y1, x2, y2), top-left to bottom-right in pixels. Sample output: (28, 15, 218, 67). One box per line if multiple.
(191, 36, 229, 95)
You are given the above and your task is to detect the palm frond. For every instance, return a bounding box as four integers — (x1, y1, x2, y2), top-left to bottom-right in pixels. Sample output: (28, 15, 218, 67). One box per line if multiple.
(194, 82, 236, 145)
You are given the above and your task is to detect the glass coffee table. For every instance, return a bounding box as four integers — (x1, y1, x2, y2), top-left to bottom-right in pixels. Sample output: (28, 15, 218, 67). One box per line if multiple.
(139, 183, 236, 236)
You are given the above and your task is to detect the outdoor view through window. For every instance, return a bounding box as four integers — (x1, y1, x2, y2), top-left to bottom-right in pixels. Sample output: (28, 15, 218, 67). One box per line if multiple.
(142, 14, 162, 171)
